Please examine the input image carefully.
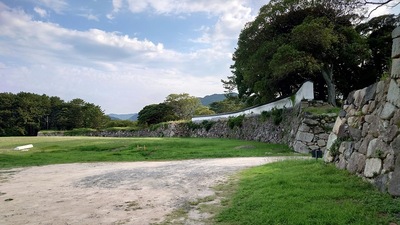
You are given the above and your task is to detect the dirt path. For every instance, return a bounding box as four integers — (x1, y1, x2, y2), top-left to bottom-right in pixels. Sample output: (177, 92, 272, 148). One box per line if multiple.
(0, 157, 299, 225)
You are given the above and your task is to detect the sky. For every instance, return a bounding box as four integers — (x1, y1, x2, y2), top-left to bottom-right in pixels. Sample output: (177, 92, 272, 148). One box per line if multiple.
(0, 0, 398, 114)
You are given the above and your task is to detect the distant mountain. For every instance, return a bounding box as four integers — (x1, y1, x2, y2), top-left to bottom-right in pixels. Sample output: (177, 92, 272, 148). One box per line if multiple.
(199, 93, 237, 106)
(108, 113, 138, 121)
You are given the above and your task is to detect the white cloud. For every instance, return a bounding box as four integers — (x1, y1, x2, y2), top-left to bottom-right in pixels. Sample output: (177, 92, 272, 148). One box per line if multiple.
(37, 0, 68, 14)
(34, 7, 47, 18)
(0, 5, 231, 113)
(80, 13, 99, 21)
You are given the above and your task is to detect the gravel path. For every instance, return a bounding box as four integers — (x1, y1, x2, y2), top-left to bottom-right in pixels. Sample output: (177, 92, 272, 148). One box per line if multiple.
(0, 157, 300, 225)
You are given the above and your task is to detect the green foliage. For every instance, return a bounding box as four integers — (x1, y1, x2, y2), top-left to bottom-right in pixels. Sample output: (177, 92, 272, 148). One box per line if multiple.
(0, 92, 107, 136)
(216, 160, 400, 224)
(187, 120, 216, 131)
(303, 105, 341, 115)
(137, 103, 176, 126)
(209, 96, 245, 113)
(64, 128, 97, 136)
(105, 120, 137, 128)
(329, 139, 341, 157)
(0, 137, 294, 169)
(227, 115, 245, 129)
(228, 1, 377, 106)
(261, 108, 284, 125)
(164, 93, 202, 120)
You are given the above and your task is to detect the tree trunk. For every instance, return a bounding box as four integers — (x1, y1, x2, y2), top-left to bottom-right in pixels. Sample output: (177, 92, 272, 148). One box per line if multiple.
(321, 64, 337, 107)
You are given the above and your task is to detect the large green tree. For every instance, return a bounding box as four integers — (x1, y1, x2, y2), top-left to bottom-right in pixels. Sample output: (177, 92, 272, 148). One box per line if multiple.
(0, 92, 107, 136)
(164, 93, 203, 120)
(137, 103, 176, 125)
(229, 0, 371, 106)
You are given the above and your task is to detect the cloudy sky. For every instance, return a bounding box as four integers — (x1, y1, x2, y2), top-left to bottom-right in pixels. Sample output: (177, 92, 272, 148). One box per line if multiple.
(0, 0, 397, 114)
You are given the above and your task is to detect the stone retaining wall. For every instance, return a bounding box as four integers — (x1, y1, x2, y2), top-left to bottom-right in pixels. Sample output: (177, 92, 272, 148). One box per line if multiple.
(323, 27, 400, 196)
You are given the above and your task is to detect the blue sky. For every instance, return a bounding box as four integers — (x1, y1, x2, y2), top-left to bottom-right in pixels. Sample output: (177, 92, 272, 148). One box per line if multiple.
(0, 0, 398, 114)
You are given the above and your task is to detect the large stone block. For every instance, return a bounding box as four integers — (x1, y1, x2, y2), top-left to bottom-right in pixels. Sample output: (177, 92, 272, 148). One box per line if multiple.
(359, 134, 374, 154)
(367, 138, 379, 158)
(347, 152, 366, 174)
(363, 83, 377, 105)
(326, 132, 337, 151)
(392, 26, 400, 38)
(392, 37, 400, 58)
(387, 79, 400, 107)
(380, 102, 396, 120)
(348, 127, 362, 141)
(391, 58, 400, 78)
(388, 166, 400, 196)
(364, 158, 382, 178)
(354, 88, 366, 108)
(293, 141, 310, 154)
(392, 135, 400, 157)
(296, 131, 314, 142)
(332, 117, 344, 135)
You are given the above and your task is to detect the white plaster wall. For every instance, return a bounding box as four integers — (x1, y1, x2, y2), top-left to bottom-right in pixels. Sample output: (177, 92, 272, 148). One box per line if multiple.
(192, 81, 314, 122)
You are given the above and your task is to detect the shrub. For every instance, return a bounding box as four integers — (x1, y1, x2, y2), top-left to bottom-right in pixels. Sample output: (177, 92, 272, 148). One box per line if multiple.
(64, 128, 97, 136)
(228, 115, 245, 129)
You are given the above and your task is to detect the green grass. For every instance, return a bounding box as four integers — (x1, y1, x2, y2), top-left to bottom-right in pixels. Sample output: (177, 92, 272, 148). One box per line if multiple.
(215, 160, 400, 225)
(0, 137, 295, 169)
(303, 105, 341, 115)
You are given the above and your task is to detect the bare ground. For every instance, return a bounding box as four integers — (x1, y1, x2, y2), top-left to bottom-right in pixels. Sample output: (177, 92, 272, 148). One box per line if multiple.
(0, 157, 298, 225)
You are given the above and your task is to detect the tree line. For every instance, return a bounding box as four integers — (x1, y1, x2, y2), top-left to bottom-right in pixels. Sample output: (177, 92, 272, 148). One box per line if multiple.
(0, 92, 108, 136)
(224, 0, 400, 107)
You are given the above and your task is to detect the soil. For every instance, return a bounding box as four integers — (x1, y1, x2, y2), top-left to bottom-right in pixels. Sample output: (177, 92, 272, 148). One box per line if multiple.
(0, 157, 297, 225)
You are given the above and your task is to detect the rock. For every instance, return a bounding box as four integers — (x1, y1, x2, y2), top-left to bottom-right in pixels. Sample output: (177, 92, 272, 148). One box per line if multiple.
(388, 165, 400, 196)
(392, 36, 400, 58)
(343, 142, 354, 160)
(392, 135, 400, 156)
(298, 124, 310, 132)
(363, 83, 377, 105)
(364, 158, 382, 178)
(345, 91, 355, 105)
(303, 119, 319, 126)
(296, 131, 314, 143)
(339, 110, 347, 118)
(392, 26, 400, 38)
(326, 132, 337, 151)
(380, 102, 396, 120)
(359, 135, 374, 155)
(391, 110, 400, 128)
(354, 88, 366, 108)
(383, 154, 395, 173)
(293, 141, 310, 154)
(374, 174, 389, 193)
(337, 154, 347, 169)
(387, 79, 400, 107)
(332, 117, 344, 135)
(383, 125, 398, 143)
(324, 150, 334, 163)
(347, 152, 366, 174)
(317, 139, 326, 147)
(392, 58, 400, 78)
(376, 80, 386, 94)
(348, 127, 362, 141)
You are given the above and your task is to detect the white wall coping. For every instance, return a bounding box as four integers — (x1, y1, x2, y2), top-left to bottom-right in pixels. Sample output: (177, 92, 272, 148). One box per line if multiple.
(192, 81, 314, 122)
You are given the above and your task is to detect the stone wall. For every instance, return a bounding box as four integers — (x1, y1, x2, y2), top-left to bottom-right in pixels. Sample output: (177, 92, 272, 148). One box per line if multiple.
(289, 101, 337, 154)
(323, 27, 400, 196)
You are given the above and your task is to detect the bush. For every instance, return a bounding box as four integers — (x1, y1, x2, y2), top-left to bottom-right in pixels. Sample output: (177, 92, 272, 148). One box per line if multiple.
(64, 128, 97, 136)
(228, 115, 245, 129)
(261, 108, 283, 125)
(187, 120, 215, 131)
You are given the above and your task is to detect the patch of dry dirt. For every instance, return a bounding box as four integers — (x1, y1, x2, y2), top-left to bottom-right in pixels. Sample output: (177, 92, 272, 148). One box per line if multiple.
(0, 157, 296, 225)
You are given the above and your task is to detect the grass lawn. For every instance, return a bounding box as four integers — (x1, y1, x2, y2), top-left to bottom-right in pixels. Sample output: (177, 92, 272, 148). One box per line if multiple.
(215, 160, 400, 225)
(0, 136, 295, 169)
